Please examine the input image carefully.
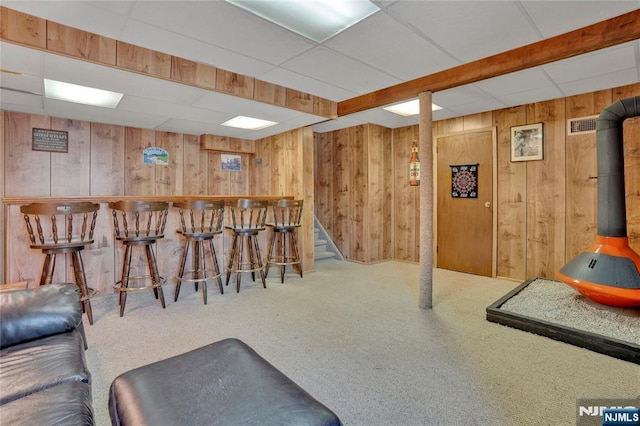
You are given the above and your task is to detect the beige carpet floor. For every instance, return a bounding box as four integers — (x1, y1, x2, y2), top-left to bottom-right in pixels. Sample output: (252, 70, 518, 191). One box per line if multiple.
(84, 260, 639, 426)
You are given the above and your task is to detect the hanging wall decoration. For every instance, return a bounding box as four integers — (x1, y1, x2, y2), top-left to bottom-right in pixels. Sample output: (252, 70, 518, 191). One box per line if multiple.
(221, 154, 242, 171)
(451, 164, 478, 198)
(142, 147, 169, 165)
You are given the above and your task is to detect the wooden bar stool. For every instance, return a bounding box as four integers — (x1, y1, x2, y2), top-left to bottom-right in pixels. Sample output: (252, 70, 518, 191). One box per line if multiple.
(174, 200, 225, 304)
(224, 199, 268, 293)
(20, 202, 100, 324)
(109, 201, 168, 317)
(266, 199, 304, 283)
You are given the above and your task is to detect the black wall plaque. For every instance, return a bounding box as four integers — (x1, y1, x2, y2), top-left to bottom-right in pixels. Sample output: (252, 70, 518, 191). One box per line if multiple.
(32, 128, 68, 153)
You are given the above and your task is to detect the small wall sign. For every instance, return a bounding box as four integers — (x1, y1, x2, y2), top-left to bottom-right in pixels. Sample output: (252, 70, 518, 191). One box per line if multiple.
(32, 128, 68, 153)
(221, 154, 241, 171)
(143, 147, 169, 165)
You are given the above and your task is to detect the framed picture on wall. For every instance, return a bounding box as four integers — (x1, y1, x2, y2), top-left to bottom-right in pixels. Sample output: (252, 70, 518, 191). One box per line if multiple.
(510, 123, 544, 162)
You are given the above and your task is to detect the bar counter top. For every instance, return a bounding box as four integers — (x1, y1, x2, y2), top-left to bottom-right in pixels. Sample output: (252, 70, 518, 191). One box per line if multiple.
(2, 195, 291, 205)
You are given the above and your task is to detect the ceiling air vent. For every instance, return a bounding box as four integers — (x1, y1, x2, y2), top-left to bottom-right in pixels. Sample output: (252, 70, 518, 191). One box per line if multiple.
(567, 115, 598, 135)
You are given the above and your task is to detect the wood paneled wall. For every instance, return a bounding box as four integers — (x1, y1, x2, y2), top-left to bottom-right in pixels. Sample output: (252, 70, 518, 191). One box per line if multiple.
(253, 127, 315, 270)
(313, 124, 392, 263)
(0, 6, 336, 119)
(2, 111, 313, 289)
(314, 83, 640, 282)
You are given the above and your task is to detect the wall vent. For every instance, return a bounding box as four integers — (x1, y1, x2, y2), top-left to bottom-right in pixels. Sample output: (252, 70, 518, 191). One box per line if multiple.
(567, 115, 598, 135)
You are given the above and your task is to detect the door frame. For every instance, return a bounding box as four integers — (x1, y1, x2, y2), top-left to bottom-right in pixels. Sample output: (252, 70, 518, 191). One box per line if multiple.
(433, 126, 498, 277)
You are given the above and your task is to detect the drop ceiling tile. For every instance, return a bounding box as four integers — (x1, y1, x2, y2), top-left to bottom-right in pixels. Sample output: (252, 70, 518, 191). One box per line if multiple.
(282, 47, 401, 95)
(492, 85, 565, 107)
(3, 1, 129, 39)
(556, 68, 639, 96)
(0, 43, 44, 77)
(43, 52, 205, 105)
(86, 1, 136, 16)
(129, 1, 315, 65)
(447, 98, 507, 116)
(118, 19, 272, 77)
(117, 95, 233, 124)
(433, 109, 462, 122)
(43, 98, 168, 129)
(522, 1, 640, 38)
(0, 89, 44, 109)
(344, 107, 404, 124)
(325, 10, 459, 80)
(388, 1, 540, 62)
(433, 84, 496, 109)
(0, 72, 43, 96)
(377, 116, 419, 129)
(475, 68, 555, 96)
(154, 118, 222, 136)
(257, 67, 356, 101)
(313, 116, 365, 133)
(543, 42, 637, 83)
(192, 91, 313, 123)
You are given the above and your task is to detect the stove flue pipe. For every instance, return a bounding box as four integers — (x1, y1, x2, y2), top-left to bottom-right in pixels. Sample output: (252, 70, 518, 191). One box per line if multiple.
(596, 96, 640, 237)
(557, 95, 640, 307)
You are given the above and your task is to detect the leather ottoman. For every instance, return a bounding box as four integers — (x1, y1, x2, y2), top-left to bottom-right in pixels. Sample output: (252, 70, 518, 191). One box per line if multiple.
(108, 338, 342, 426)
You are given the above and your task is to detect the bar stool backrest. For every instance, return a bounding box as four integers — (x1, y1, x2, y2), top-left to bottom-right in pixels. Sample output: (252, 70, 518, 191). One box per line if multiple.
(174, 200, 225, 236)
(226, 199, 268, 231)
(20, 202, 99, 248)
(269, 199, 303, 229)
(109, 201, 169, 241)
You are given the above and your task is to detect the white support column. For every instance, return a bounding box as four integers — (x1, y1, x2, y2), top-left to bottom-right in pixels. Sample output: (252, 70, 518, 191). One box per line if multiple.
(418, 91, 434, 309)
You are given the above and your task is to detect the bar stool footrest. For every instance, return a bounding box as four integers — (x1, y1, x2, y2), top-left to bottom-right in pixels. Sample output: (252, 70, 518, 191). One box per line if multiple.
(80, 287, 98, 301)
(176, 269, 222, 284)
(114, 275, 165, 293)
(268, 256, 301, 267)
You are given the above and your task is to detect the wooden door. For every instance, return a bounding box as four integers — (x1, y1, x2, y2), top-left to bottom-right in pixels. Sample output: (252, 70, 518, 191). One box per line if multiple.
(436, 130, 494, 276)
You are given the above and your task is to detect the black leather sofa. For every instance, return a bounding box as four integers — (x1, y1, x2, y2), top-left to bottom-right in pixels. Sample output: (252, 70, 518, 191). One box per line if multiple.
(0, 283, 94, 425)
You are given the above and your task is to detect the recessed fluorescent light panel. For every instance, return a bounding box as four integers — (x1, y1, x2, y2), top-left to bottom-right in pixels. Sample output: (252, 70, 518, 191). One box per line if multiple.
(226, 0, 379, 43)
(222, 116, 278, 130)
(383, 99, 443, 116)
(44, 79, 123, 108)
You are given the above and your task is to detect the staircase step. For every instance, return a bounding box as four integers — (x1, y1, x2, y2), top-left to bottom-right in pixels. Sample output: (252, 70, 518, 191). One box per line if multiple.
(314, 251, 336, 261)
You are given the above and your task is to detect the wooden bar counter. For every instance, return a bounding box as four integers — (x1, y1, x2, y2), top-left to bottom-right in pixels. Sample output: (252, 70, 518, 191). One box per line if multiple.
(3, 196, 299, 298)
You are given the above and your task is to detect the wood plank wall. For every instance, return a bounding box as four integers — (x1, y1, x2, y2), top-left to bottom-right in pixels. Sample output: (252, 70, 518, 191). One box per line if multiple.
(253, 127, 315, 272)
(2, 111, 312, 289)
(313, 124, 392, 263)
(313, 83, 640, 282)
(0, 6, 336, 119)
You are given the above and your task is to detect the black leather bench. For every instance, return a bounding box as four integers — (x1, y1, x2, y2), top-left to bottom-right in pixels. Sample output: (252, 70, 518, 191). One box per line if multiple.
(108, 338, 342, 426)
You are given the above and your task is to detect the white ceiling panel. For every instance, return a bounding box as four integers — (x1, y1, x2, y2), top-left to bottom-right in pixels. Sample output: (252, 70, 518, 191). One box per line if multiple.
(447, 98, 507, 116)
(522, 1, 640, 38)
(43, 98, 169, 129)
(0, 72, 42, 96)
(0, 1, 638, 138)
(258, 67, 357, 101)
(130, 1, 315, 65)
(282, 47, 401, 94)
(0, 42, 45, 77)
(556, 68, 640, 97)
(3, 1, 130, 39)
(0, 89, 44, 109)
(313, 116, 365, 133)
(475, 68, 555, 96)
(387, 1, 540, 62)
(490, 85, 565, 108)
(433, 85, 497, 109)
(543, 43, 638, 83)
(324, 10, 459, 81)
